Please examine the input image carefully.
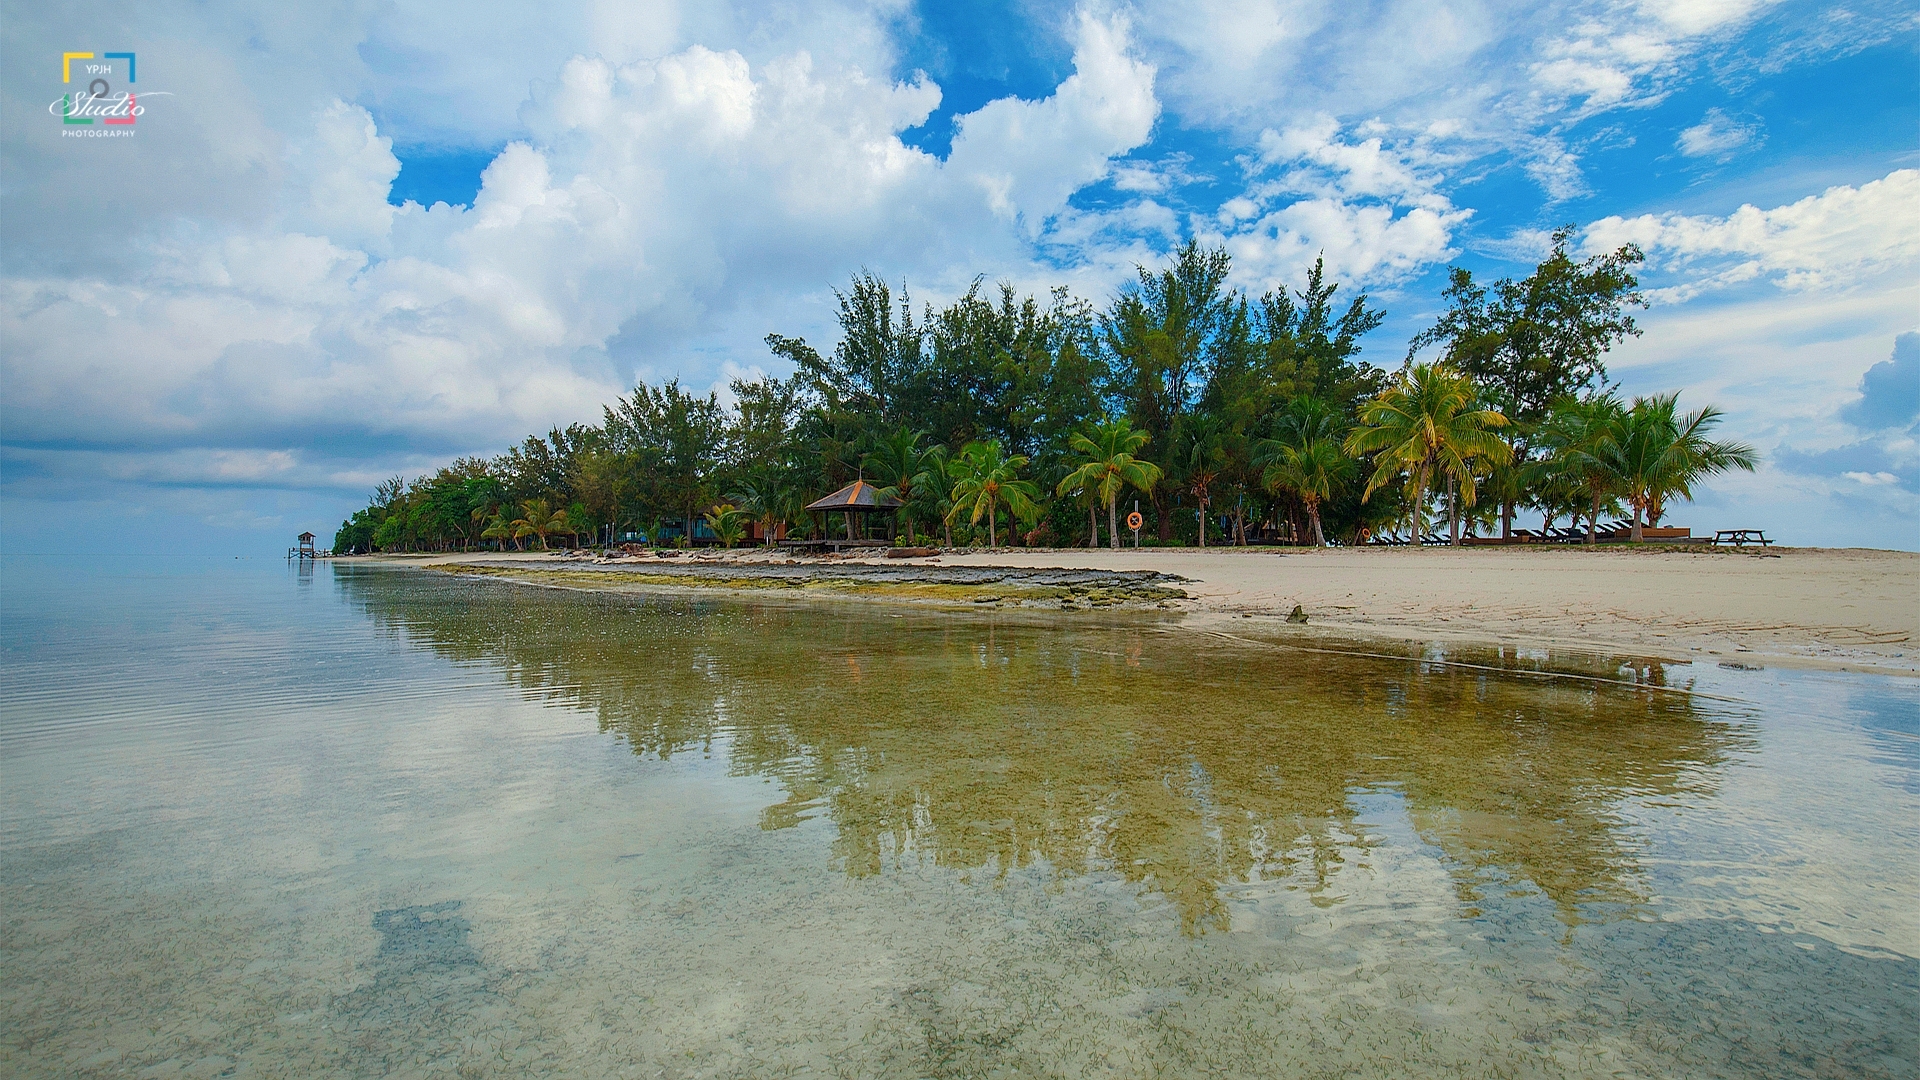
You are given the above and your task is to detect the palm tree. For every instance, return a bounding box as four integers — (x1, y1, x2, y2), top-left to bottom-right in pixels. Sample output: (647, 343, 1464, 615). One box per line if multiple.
(862, 427, 939, 545)
(946, 440, 1039, 548)
(1056, 418, 1163, 550)
(481, 513, 518, 551)
(703, 503, 749, 548)
(731, 474, 792, 547)
(1255, 397, 1351, 548)
(1610, 393, 1758, 541)
(1537, 394, 1627, 544)
(510, 498, 569, 550)
(923, 446, 957, 548)
(469, 502, 499, 550)
(1257, 440, 1353, 547)
(1345, 363, 1511, 545)
(1173, 415, 1229, 547)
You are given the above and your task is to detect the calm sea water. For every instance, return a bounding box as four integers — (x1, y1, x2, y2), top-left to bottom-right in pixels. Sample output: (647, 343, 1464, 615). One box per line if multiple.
(2, 556, 1915, 1079)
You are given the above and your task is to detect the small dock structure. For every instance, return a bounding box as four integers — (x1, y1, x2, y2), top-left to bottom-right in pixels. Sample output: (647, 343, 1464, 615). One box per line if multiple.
(288, 531, 326, 560)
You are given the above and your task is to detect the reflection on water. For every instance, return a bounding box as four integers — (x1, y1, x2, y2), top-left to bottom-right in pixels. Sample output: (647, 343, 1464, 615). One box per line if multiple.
(2, 559, 1914, 1079)
(347, 567, 1739, 934)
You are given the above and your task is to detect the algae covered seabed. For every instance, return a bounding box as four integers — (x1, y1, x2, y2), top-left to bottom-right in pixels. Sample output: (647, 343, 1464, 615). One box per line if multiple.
(2, 558, 1915, 1079)
(428, 555, 1192, 609)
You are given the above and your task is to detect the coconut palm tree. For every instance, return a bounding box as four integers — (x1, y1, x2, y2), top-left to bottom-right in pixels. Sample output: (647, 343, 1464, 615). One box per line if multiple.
(1345, 363, 1511, 545)
(469, 502, 499, 550)
(946, 440, 1039, 548)
(510, 498, 569, 550)
(1056, 418, 1163, 550)
(1172, 414, 1229, 547)
(481, 513, 518, 551)
(1537, 393, 1627, 544)
(1254, 397, 1351, 547)
(703, 503, 749, 548)
(1610, 392, 1758, 541)
(862, 427, 939, 545)
(923, 446, 957, 548)
(731, 474, 793, 547)
(1257, 440, 1353, 547)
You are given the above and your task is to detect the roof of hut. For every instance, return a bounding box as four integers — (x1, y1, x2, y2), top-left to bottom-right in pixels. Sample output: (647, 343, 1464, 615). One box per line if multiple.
(803, 479, 902, 512)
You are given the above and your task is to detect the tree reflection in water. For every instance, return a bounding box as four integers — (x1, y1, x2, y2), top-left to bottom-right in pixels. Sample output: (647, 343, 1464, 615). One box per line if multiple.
(340, 567, 1748, 934)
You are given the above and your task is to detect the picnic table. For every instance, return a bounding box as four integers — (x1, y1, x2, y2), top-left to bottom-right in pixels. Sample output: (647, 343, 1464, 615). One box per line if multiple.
(1712, 529, 1771, 547)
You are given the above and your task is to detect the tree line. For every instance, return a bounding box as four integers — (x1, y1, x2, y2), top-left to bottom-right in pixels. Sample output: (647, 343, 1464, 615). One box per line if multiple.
(334, 229, 1756, 555)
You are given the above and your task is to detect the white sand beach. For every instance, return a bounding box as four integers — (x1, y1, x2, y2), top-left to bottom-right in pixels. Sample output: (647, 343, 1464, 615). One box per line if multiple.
(410, 544, 1919, 676)
(919, 545, 1919, 675)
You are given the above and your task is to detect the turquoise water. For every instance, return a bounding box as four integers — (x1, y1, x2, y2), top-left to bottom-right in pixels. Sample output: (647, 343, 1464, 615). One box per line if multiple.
(2, 556, 1915, 1078)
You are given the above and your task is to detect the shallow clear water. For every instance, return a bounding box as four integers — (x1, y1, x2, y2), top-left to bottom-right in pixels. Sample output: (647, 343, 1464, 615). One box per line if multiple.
(2, 556, 1915, 1079)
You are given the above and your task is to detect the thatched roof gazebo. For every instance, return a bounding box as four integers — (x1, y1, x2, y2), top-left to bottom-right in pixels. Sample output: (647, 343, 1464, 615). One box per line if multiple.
(804, 479, 901, 546)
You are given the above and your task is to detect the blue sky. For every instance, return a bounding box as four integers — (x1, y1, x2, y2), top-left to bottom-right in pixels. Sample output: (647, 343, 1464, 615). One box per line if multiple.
(2, 0, 1915, 551)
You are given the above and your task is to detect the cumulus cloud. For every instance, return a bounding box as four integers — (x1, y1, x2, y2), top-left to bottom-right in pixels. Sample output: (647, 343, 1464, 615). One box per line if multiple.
(1203, 117, 1469, 290)
(1840, 332, 1920, 433)
(947, 12, 1159, 233)
(1, 9, 1158, 488)
(1583, 170, 1920, 301)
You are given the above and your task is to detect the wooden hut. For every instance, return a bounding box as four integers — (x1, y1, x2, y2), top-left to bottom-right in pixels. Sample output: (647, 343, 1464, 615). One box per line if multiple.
(802, 479, 901, 550)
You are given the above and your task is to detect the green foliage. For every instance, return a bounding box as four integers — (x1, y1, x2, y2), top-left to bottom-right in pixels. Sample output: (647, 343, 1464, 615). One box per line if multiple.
(337, 242, 1738, 554)
(1346, 363, 1512, 541)
(510, 498, 570, 550)
(703, 503, 749, 548)
(1409, 226, 1645, 426)
(1609, 393, 1759, 538)
(861, 427, 941, 545)
(1255, 398, 1354, 547)
(1057, 417, 1162, 550)
(1537, 393, 1628, 542)
(946, 440, 1039, 548)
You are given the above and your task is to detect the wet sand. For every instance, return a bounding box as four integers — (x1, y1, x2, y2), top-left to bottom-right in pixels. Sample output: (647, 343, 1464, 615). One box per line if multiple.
(398, 544, 1919, 675)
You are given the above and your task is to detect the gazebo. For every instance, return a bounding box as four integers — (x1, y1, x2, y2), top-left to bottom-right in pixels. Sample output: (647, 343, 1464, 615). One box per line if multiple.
(802, 479, 901, 549)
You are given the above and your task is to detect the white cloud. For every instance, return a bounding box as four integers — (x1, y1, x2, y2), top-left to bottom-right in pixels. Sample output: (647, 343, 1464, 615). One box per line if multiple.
(945, 11, 1158, 233)
(1110, 153, 1204, 194)
(1219, 198, 1466, 292)
(1584, 169, 1920, 301)
(1641, 0, 1777, 38)
(0, 7, 1160, 502)
(294, 101, 401, 248)
(1676, 107, 1761, 158)
(1126, 0, 1832, 203)
(1529, 1, 1778, 117)
(1207, 118, 1470, 289)
(1256, 116, 1447, 204)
